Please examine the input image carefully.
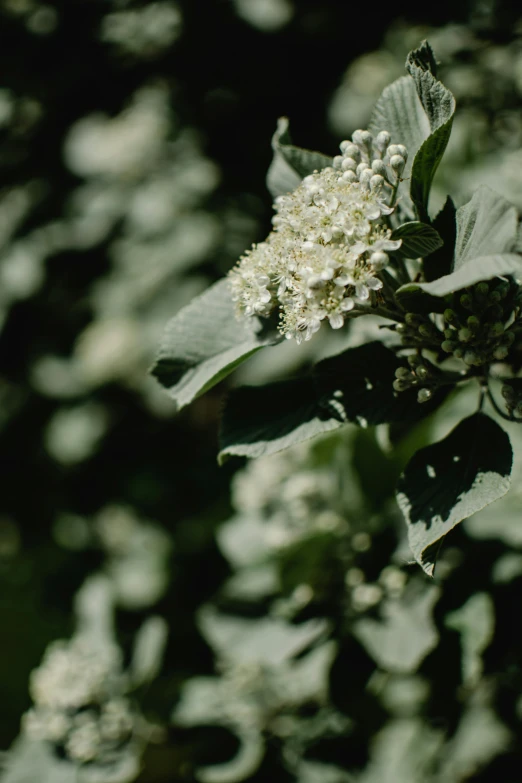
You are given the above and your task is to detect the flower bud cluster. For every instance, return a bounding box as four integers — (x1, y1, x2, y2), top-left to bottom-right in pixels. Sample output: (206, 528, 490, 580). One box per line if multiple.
(440, 280, 518, 367)
(229, 129, 406, 343)
(23, 634, 139, 766)
(393, 355, 435, 404)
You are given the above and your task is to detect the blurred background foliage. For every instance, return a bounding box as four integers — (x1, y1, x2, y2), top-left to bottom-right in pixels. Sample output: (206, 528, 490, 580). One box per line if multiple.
(1, 0, 522, 781)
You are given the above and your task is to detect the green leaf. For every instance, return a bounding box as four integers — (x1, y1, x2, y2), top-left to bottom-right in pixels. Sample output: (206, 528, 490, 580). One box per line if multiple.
(353, 585, 440, 673)
(369, 76, 429, 220)
(219, 376, 341, 461)
(454, 185, 518, 267)
(1, 738, 77, 783)
(391, 221, 443, 258)
(151, 279, 280, 411)
(397, 413, 512, 576)
(445, 593, 494, 687)
(219, 342, 448, 461)
(369, 41, 455, 222)
(404, 253, 522, 298)
(266, 117, 333, 198)
(423, 196, 456, 282)
(406, 42, 456, 222)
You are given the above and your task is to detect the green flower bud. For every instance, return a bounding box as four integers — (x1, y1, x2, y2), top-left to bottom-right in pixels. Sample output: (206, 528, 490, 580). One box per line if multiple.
(460, 294, 473, 310)
(444, 308, 457, 324)
(405, 313, 422, 326)
(488, 291, 502, 304)
(475, 282, 489, 297)
(458, 328, 472, 342)
(415, 365, 429, 380)
(407, 354, 422, 367)
(495, 280, 510, 297)
(488, 322, 504, 338)
(395, 367, 411, 379)
(493, 345, 509, 360)
(503, 330, 515, 345)
(393, 378, 409, 392)
(467, 315, 480, 331)
(417, 388, 432, 403)
(442, 340, 457, 353)
(454, 348, 464, 359)
(418, 324, 433, 338)
(464, 351, 478, 365)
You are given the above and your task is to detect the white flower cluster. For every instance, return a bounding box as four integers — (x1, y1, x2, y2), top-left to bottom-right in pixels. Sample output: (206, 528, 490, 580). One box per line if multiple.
(229, 129, 406, 342)
(23, 634, 138, 765)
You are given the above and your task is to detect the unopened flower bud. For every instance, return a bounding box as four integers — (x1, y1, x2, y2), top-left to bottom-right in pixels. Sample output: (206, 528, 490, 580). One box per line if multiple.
(352, 129, 373, 157)
(417, 388, 432, 403)
(356, 161, 367, 176)
(405, 313, 422, 326)
(442, 340, 456, 352)
(390, 154, 406, 176)
(416, 364, 429, 380)
(341, 157, 357, 171)
(342, 170, 357, 183)
(340, 141, 359, 158)
(333, 155, 344, 169)
(454, 348, 464, 359)
(464, 351, 478, 365)
(370, 251, 388, 270)
(444, 328, 454, 339)
(494, 345, 509, 360)
(475, 282, 489, 297)
(444, 308, 457, 324)
(370, 174, 385, 192)
(393, 378, 409, 392)
(418, 324, 433, 338)
(488, 291, 502, 304)
(489, 322, 504, 337)
(460, 294, 473, 310)
(359, 168, 373, 186)
(503, 330, 515, 345)
(374, 130, 391, 153)
(495, 281, 510, 299)
(458, 327, 472, 342)
(395, 367, 411, 379)
(467, 315, 480, 331)
(387, 144, 408, 161)
(408, 354, 422, 367)
(371, 159, 388, 177)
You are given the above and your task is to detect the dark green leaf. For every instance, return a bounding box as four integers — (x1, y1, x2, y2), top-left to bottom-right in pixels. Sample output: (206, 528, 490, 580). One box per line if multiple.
(454, 186, 518, 268)
(219, 376, 341, 462)
(151, 279, 280, 411)
(266, 117, 333, 198)
(406, 42, 456, 221)
(395, 284, 447, 314)
(423, 196, 456, 282)
(219, 342, 448, 461)
(397, 413, 512, 576)
(391, 221, 443, 258)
